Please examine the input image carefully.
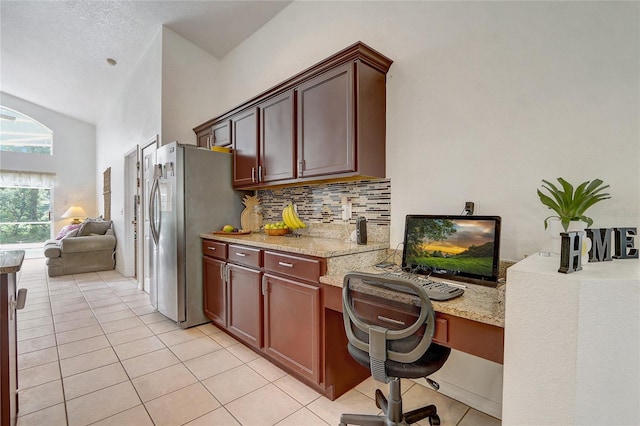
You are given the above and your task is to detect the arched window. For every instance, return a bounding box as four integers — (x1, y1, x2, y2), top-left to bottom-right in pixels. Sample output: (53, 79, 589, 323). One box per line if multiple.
(0, 106, 53, 155)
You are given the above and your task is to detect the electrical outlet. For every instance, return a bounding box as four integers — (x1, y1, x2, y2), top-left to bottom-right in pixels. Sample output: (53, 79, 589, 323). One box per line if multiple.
(464, 201, 475, 215)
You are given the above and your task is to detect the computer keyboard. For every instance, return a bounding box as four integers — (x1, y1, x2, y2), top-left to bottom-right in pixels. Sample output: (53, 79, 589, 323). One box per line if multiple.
(378, 272, 464, 301)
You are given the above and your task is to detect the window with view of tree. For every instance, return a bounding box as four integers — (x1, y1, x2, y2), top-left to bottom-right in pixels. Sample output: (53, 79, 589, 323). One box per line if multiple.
(0, 105, 53, 155)
(0, 186, 51, 244)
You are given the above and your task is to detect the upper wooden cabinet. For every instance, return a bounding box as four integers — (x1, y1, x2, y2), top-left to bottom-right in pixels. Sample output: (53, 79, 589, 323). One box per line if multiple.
(259, 90, 296, 183)
(232, 108, 259, 187)
(195, 120, 231, 149)
(297, 63, 354, 178)
(193, 42, 392, 189)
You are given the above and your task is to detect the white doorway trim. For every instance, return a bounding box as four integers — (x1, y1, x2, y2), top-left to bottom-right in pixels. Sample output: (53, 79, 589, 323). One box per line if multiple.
(123, 145, 139, 280)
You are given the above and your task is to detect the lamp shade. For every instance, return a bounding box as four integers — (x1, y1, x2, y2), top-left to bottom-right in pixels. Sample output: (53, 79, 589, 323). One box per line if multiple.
(61, 206, 87, 224)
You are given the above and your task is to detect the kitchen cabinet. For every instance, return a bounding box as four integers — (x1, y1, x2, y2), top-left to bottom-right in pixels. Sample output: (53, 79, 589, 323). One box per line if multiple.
(195, 42, 392, 188)
(227, 264, 262, 349)
(212, 120, 231, 147)
(202, 240, 227, 328)
(263, 250, 322, 383)
(202, 256, 226, 328)
(258, 90, 296, 184)
(297, 59, 387, 180)
(196, 126, 211, 149)
(196, 120, 232, 149)
(232, 108, 259, 187)
(296, 63, 354, 178)
(1, 251, 26, 426)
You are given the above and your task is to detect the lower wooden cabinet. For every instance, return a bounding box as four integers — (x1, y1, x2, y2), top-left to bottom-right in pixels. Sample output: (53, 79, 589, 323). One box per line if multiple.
(263, 274, 320, 383)
(201, 239, 368, 400)
(227, 264, 263, 349)
(202, 256, 226, 328)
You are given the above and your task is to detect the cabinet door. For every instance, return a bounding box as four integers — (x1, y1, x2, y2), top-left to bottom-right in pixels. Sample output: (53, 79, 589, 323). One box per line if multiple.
(259, 90, 296, 183)
(202, 257, 226, 328)
(263, 274, 320, 384)
(212, 120, 232, 147)
(232, 108, 259, 187)
(297, 63, 355, 178)
(196, 127, 212, 149)
(227, 264, 262, 349)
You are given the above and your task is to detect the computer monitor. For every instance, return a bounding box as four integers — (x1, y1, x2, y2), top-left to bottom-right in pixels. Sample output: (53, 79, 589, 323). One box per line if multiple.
(402, 215, 501, 285)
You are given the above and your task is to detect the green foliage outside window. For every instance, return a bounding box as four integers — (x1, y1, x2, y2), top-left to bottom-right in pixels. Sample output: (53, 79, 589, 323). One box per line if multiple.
(0, 187, 51, 244)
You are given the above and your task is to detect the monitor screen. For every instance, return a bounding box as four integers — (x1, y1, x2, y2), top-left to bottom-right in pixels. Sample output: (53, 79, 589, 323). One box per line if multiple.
(402, 215, 501, 284)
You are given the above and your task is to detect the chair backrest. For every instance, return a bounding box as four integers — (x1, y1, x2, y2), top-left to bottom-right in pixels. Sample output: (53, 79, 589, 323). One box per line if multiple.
(342, 272, 436, 383)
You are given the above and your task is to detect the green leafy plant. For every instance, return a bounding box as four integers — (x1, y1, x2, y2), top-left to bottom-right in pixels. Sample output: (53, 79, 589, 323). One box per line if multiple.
(537, 178, 611, 231)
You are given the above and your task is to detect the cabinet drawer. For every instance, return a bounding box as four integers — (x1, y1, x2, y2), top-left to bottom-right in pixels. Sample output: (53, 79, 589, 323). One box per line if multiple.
(202, 240, 227, 260)
(228, 244, 261, 268)
(351, 292, 422, 331)
(264, 251, 323, 283)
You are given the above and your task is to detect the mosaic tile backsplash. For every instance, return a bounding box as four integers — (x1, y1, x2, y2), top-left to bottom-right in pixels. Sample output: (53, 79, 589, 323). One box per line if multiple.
(257, 179, 391, 243)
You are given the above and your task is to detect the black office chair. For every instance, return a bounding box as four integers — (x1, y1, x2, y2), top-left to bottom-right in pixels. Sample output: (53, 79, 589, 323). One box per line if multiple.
(340, 272, 451, 426)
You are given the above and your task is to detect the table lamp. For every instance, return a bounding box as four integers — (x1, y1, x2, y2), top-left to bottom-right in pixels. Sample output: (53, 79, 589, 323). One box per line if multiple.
(61, 206, 87, 224)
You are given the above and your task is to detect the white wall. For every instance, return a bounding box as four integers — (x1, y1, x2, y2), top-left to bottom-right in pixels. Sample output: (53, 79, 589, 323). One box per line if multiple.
(0, 92, 96, 235)
(161, 27, 221, 146)
(216, 1, 640, 263)
(96, 29, 162, 273)
(95, 26, 222, 275)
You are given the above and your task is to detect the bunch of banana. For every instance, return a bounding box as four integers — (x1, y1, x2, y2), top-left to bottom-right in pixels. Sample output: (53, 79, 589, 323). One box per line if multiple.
(282, 204, 306, 229)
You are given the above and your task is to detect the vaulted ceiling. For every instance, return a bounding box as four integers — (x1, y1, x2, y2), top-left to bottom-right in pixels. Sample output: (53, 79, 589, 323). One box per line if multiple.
(0, 1, 291, 124)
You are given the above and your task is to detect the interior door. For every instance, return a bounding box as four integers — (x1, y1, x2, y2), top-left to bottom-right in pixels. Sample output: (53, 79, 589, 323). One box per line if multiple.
(141, 137, 158, 295)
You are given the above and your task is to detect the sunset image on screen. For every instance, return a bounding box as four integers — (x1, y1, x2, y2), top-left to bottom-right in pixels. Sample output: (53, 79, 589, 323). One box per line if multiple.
(405, 218, 496, 278)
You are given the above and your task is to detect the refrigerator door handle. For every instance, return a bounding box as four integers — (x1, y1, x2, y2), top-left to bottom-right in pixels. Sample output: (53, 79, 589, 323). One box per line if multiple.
(149, 165, 162, 246)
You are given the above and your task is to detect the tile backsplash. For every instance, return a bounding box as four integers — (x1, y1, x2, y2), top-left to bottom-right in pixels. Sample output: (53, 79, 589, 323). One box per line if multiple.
(257, 179, 390, 242)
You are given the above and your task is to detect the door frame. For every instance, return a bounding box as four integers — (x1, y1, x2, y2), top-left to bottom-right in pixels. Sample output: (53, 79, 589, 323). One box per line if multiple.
(123, 146, 139, 280)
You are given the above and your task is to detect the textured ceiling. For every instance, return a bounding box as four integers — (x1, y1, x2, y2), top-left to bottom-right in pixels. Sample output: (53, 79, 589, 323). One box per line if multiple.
(0, 1, 291, 124)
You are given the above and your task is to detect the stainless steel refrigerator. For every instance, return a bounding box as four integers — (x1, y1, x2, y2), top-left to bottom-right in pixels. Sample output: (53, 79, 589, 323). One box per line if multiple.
(148, 141, 245, 328)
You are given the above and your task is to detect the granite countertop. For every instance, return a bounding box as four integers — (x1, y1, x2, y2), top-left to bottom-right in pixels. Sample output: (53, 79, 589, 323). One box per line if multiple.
(201, 232, 388, 258)
(320, 267, 505, 328)
(0, 250, 26, 274)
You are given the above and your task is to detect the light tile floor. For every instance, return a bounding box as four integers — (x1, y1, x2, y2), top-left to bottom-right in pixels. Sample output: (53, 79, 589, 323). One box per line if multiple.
(14, 258, 501, 426)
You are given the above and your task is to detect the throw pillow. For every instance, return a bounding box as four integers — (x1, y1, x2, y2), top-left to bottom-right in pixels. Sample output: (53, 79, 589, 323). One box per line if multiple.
(62, 229, 79, 239)
(55, 224, 81, 240)
(77, 219, 112, 236)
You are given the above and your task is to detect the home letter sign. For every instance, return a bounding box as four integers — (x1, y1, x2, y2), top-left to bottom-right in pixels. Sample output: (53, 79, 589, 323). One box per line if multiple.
(559, 231, 583, 274)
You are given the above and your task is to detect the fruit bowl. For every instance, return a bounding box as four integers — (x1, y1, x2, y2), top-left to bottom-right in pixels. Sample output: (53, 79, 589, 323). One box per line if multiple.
(264, 228, 290, 236)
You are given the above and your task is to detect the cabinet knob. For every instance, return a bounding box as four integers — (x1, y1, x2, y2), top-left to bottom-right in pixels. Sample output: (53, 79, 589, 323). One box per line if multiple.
(251, 167, 256, 183)
(258, 165, 263, 182)
(278, 261, 294, 268)
(235, 252, 246, 257)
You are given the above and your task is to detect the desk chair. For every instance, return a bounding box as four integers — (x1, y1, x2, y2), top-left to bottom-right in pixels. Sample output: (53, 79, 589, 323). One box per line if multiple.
(340, 272, 451, 426)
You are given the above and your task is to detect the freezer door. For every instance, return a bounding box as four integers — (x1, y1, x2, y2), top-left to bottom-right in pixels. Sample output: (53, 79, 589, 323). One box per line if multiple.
(155, 144, 183, 322)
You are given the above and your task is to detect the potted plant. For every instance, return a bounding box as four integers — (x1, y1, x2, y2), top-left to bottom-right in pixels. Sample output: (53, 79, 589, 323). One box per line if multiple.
(537, 177, 611, 231)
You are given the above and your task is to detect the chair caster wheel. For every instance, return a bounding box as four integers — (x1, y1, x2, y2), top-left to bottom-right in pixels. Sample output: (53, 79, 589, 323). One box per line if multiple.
(429, 414, 441, 426)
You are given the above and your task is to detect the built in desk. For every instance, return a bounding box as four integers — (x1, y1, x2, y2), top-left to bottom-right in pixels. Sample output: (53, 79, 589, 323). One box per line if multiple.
(200, 232, 505, 399)
(320, 269, 505, 365)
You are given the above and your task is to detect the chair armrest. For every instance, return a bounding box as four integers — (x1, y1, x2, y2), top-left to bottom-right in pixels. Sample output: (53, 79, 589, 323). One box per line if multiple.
(60, 235, 116, 254)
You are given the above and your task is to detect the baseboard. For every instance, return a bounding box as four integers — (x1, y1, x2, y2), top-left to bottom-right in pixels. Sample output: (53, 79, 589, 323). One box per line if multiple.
(412, 377, 502, 420)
